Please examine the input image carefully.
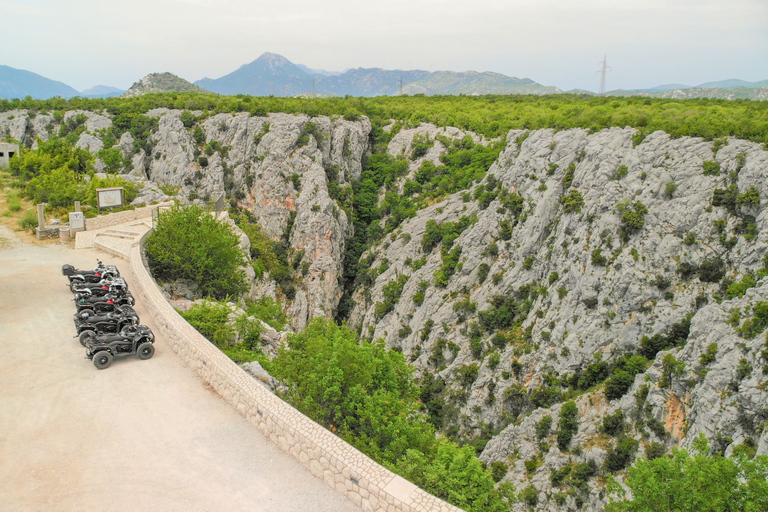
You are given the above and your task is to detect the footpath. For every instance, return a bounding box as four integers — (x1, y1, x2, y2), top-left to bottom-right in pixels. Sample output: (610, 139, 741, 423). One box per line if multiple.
(0, 221, 360, 512)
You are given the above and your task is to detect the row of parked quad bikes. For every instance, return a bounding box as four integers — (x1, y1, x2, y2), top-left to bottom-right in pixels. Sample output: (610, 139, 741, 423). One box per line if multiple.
(62, 260, 155, 370)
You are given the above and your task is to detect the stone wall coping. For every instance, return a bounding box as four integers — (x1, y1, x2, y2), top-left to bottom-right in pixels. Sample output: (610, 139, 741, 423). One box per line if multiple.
(122, 228, 464, 512)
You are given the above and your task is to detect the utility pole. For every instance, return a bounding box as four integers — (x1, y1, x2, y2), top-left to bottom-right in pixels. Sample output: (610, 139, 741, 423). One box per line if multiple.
(399, 77, 403, 96)
(313, 76, 316, 96)
(597, 55, 611, 95)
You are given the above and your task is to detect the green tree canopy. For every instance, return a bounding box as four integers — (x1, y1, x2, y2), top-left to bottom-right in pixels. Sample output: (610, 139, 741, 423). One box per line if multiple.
(145, 204, 247, 299)
(607, 433, 768, 512)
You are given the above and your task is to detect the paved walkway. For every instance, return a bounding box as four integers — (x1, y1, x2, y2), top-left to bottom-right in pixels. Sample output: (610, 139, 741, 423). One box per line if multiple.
(0, 224, 360, 512)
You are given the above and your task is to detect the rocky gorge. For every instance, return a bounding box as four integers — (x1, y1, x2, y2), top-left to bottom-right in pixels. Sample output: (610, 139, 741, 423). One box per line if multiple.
(2, 106, 767, 511)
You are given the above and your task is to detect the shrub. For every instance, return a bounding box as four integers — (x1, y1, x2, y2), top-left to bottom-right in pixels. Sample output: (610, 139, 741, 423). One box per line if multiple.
(739, 302, 768, 338)
(536, 415, 553, 440)
(736, 186, 760, 208)
(702, 160, 721, 176)
(607, 433, 768, 511)
(592, 248, 608, 266)
(613, 164, 629, 180)
(458, 364, 480, 388)
(698, 256, 726, 283)
(664, 181, 676, 199)
(18, 209, 38, 232)
(604, 437, 639, 472)
(521, 485, 538, 507)
(605, 370, 635, 400)
(145, 204, 247, 299)
(560, 189, 585, 213)
(601, 410, 627, 437)
(489, 461, 507, 482)
(180, 300, 235, 346)
(556, 401, 579, 451)
(619, 201, 649, 241)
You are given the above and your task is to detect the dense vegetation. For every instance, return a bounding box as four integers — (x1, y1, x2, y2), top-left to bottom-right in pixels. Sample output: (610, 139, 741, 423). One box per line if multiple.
(269, 318, 514, 512)
(6, 137, 138, 217)
(607, 434, 768, 512)
(4, 92, 767, 143)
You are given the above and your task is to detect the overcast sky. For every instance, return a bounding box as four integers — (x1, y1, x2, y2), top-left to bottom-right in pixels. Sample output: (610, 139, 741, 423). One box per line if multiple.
(2, 0, 766, 93)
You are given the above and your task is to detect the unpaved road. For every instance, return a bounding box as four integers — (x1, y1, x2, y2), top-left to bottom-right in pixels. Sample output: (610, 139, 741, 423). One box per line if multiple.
(0, 225, 360, 512)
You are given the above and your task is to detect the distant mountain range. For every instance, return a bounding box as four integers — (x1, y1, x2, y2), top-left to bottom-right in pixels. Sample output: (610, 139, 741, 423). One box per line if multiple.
(1, 54, 766, 100)
(194, 52, 560, 97)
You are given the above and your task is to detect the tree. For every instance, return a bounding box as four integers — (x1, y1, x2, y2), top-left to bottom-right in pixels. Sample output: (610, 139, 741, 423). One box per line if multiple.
(607, 433, 768, 512)
(269, 318, 510, 512)
(145, 204, 246, 299)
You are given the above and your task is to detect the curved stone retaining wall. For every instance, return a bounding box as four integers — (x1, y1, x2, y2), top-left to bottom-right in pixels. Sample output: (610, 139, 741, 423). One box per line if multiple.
(127, 232, 462, 512)
(85, 203, 169, 231)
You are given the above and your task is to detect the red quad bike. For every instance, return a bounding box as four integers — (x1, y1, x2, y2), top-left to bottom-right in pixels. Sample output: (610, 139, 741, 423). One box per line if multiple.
(84, 325, 155, 370)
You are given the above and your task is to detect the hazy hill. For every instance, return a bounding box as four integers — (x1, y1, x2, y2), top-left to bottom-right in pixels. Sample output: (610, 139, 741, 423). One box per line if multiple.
(80, 85, 125, 98)
(0, 65, 80, 99)
(123, 72, 211, 97)
(195, 52, 558, 97)
(196, 52, 311, 96)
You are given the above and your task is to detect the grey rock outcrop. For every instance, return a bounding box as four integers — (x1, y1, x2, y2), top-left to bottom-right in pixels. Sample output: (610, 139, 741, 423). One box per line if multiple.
(145, 110, 370, 330)
(348, 125, 768, 510)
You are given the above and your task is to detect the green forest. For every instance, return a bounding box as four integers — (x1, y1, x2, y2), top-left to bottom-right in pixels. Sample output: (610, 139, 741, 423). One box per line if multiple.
(3, 91, 768, 143)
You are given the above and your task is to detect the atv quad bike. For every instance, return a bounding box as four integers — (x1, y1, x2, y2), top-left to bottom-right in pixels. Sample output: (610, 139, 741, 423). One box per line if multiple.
(71, 277, 128, 296)
(74, 306, 139, 345)
(62, 260, 120, 285)
(75, 291, 136, 313)
(84, 325, 155, 370)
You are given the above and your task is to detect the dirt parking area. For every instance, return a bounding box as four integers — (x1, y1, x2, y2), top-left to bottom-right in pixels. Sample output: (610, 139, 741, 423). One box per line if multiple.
(0, 225, 360, 512)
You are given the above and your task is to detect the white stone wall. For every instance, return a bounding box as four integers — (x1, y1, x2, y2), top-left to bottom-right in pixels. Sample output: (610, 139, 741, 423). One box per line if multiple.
(84, 203, 170, 231)
(125, 232, 463, 512)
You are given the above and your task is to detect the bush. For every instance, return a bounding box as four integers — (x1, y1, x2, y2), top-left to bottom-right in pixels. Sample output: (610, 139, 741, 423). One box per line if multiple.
(702, 160, 721, 176)
(619, 201, 648, 241)
(560, 189, 585, 213)
(601, 410, 627, 436)
(606, 433, 768, 512)
(613, 164, 629, 180)
(536, 415, 552, 441)
(556, 401, 579, 451)
(18, 209, 38, 231)
(180, 300, 235, 346)
(145, 204, 247, 299)
(664, 181, 677, 199)
(698, 256, 726, 283)
(604, 437, 639, 472)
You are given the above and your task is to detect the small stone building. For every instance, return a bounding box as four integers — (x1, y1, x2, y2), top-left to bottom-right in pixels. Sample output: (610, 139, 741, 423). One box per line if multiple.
(0, 142, 19, 168)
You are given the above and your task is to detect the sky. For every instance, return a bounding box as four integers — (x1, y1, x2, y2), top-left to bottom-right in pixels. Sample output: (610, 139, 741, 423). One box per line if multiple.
(2, 0, 767, 93)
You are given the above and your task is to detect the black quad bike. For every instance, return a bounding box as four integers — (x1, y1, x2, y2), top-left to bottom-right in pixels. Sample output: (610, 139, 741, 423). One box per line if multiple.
(74, 306, 139, 345)
(75, 291, 136, 313)
(71, 277, 128, 296)
(62, 260, 120, 286)
(84, 325, 155, 370)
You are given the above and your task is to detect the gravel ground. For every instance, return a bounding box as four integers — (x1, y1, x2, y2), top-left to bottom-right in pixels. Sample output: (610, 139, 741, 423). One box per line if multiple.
(0, 224, 361, 512)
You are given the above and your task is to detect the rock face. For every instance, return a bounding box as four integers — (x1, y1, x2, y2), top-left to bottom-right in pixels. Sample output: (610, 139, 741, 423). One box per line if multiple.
(146, 110, 371, 330)
(348, 126, 768, 510)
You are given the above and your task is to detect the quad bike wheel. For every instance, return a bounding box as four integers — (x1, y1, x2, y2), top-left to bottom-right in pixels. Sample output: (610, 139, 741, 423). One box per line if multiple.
(137, 342, 155, 360)
(79, 330, 96, 346)
(93, 351, 113, 370)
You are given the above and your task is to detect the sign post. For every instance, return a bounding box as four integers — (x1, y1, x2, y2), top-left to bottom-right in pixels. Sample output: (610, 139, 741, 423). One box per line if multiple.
(96, 187, 124, 213)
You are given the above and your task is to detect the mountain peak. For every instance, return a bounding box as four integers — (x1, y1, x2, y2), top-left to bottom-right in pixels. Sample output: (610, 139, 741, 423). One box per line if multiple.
(123, 72, 210, 97)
